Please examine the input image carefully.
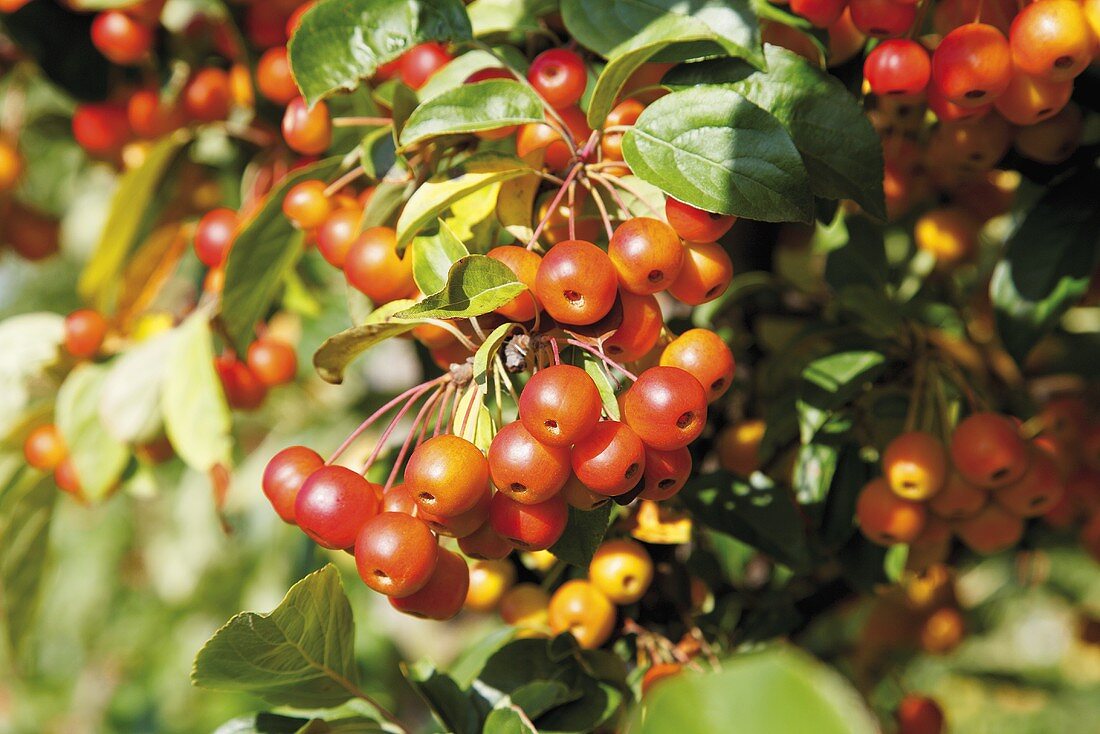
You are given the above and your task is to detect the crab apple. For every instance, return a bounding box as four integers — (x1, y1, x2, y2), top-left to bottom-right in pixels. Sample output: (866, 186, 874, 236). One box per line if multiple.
(91, 10, 153, 65)
(282, 179, 331, 230)
(315, 206, 361, 268)
(1009, 0, 1092, 82)
(604, 292, 663, 362)
(608, 217, 684, 295)
(354, 512, 439, 597)
(459, 521, 514, 560)
(404, 435, 490, 518)
(215, 355, 267, 410)
(717, 419, 765, 476)
(548, 579, 616, 649)
(489, 491, 568, 551)
(535, 240, 618, 325)
(400, 42, 452, 90)
(761, 21, 822, 65)
(929, 471, 988, 519)
(849, 0, 917, 37)
(896, 695, 945, 734)
(488, 422, 571, 504)
(913, 206, 979, 264)
(856, 477, 927, 545)
(659, 328, 735, 403)
(518, 364, 602, 447)
(389, 547, 468, 620)
(561, 474, 612, 510)
(954, 501, 1023, 554)
(622, 367, 707, 451)
(790, 0, 847, 28)
(926, 81, 991, 123)
(63, 309, 108, 359)
(487, 245, 542, 322)
(257, 47, 298, 105)
(23, 424, 66, 472)
(194, 208, 237, 268)
(994, 72, 1072, 126)
(571, 421, 647, 497)
(642, 663, 684, 696)
(72, 103, 130, 156)
(638, 444, 686, 497)
(926, 116, 1012, 171)
(932, 24, 1013, 107)
(996, 448, 1065, 518)
(381, 483, 417, 514)
(827, 9, 867, 67)
(588, 538, 653, 605)
(516, 105, 591, 172)
(527, 48, 587, 109)
(0, 137, 21, 192)
(183, 68, 231, 121)
(950, 412, 1030, 489)
(665, 198, 736, 243)
(295, 466, 380, 549)
(418, 491, 490, 539)
(54, 458, 84, 498)
(921, 607, 965, 654)
(864, 39, 931, 97)
(667, 241, 733, 305)
(127, 89, 185, 138)
(262, 445, 323, 523)
(282, 97, 331, 154)
(600, 98, 644, 162)
(882, 431, 948, 501)
(343, 226, 415, 304)
(908, 517, 953, 570)
(465, 559, 517, 613)
(246, 337, 297, 387)
(500, 583, 550, 628)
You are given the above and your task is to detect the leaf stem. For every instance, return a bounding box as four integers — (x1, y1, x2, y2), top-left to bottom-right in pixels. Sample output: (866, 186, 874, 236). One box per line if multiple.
(324, 165, 366, 197)
(332, 116, 393, 127)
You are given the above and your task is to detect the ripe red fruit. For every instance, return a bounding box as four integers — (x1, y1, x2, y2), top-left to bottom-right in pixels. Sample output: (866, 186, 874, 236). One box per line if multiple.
(954, 501, 1023, 554)
(604, 292, 663, 362)
(640, 446, 692, 501)
(518, 364, 603, 447)
(896, 694, 945, 734)
(929, 471, 987, 520)
(262, 445, 323, 523)
(127, 89, 185, 138)
(932, 23, 1013, 107)
(516, 105, 592, 171)
(343, 226, 415, 304)
(622, 367, 708, 451)
(486, 245, 542, 322)
(54, 457, 83, 498)
(996, 447, 1065, 518)
(282, 97, 331, 155)
(926, 80, 991, 123)
(72, 103, 130, 156)
(659, 328, 735, 402)
(790, 0, 847, 28)
(315, 206, 361, 268)
(246, 337, 297, 387)
(856, 477, 927, 545)
(282, 179, 331, 230)
(949, 412, 1030, 489)
(183, 68, 231, 122)
(257, 46, 299, 105)
(294, 465, 380, 549)
(91, 10, 153, 65)
(488, 491, 569, 551)
(286, 1, 314, 37)
(664, 199, 736, 243)
(406, 435, 491, 517)
(63, 309, 108, 359)
(382, 483, 417, 514)
(194, 208, 237, 268)
(23, 424, 66, 472)
(215, 355, 268, 411)
(993, 72, 1072, 126)
(600, 98, 644, 162)
(667, 241, 733, 305)
(864, 39, 931, 96)
(535, 240, 619, 325)
(458, 521, 514, 560)
(571, 421, 647, 496)
(1009, 0, 1092, 82)
(354, 512, 439, 597)
(848, 0, 918, 37)
(399, 42, 452, 90)
(389, 547, 468, 620)
(488, 421, 571, 504)
(608, 217, 684, 295)
(527, 48, 587, 109)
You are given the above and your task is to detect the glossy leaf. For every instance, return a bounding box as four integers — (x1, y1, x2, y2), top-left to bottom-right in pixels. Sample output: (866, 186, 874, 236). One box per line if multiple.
(549, 503, 613, 567)
(404, 661, 479, 734)
(582, 355, 621, 420)
(473, 322, 519, 389)
(797, 350, 886, 443)
(192, 565, 359, 709)
(412, 220, 471, 295)
(288, 0, 472, 105)
(0, 466, 55, 658)
(313, 299, 421, 385)
(400, 80, 544, 148)
(98, 329, 176, 444)
(394, 255, 524, 320)
(484, 706, 538, 734)
(56, 364, 130, 502)
(621, 87, 812, 222)
(467, 0, 558, 36)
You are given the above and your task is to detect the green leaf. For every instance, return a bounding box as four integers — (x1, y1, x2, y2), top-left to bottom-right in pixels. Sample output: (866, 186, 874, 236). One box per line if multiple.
(412, 220, 471, 295)
(582, 355, 621, 420)
(288, 0, 473, 105)
(0, 466, 55, 658)
(394, 255, 524, 320)
(416, 49, 517, 100)
(453, 384, 495, 451)
(400, 80, 544, 148)
(468, 0, 559, 37)
(549, 503, 613, 567)
(214, 713, 311, 734)
(991, 167, 1100, 365)
(511, 680, 578, 718)
(485, 706, 538, 734)
(359, 126, 397, 180)
(220, 157, 343, 351)
(663, 47, 885, 218)
(797, 350, 886, 443)
(296, 717, 387, 734)
(77, 131, 190, 308)
(162, 312, 232, 472)
(679, 471, 811, 571)
(792, 442, 838, 513)
(824, 216, 887, 293)
(621, 87, 812, 223)
(405, 660, 479, 734)
(474, 322, 519, 389)
(98, 330, 176, 444)
(313, 299, 421, 385)
(396, 152, 532, 251)
(56, 364, 130, 502)
(192, 565, 359, 709)
(630, 646, 877, 734)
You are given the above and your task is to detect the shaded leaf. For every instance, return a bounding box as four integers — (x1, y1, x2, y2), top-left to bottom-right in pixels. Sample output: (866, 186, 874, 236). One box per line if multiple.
(400, 80, 545, 148)
(98, 329, 176, 444)
(405, 660, 479, 734)
(412, 220, 471, 296)
(394, 255, 524, 320)
(313, 299, 421, 385)
(550, 503, 613, 567)
(473, 322, 519, 389)
(56, 364, 130, 502)
(0, 466, 55, 659)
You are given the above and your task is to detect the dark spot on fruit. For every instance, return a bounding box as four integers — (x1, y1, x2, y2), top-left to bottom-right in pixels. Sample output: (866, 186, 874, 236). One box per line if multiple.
(625, 462, 639, 479)
(510, 482, 527, 494)
(676, 411, 696, 430)
(964, 89, 986, 100)
(647, 268, 663, 283)
(658, 478, 675, 489)
(1054, 55, 1074, 69)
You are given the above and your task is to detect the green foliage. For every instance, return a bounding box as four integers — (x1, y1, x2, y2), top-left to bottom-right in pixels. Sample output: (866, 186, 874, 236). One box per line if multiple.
(399, 80, 545, 148)
(393, 255, 525, 320)
(56, 363, 130, 501)
(312, 299, 421, 384)
(550, 504, 614, 567)
(0, 463, 55, 659)
(411, 219, 471, 295)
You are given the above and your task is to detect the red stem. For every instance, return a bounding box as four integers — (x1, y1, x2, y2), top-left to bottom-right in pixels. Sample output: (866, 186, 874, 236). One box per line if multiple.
(326, 376, 448, 465)
(565, 338, 638, 381)
(360, 383, 440, 475)
(384, 387, 445, 492)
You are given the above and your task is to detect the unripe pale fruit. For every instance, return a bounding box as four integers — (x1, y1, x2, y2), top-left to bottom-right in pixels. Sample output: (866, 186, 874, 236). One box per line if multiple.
(588, 538, 653, 604)
(882, 431, 948, 501)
